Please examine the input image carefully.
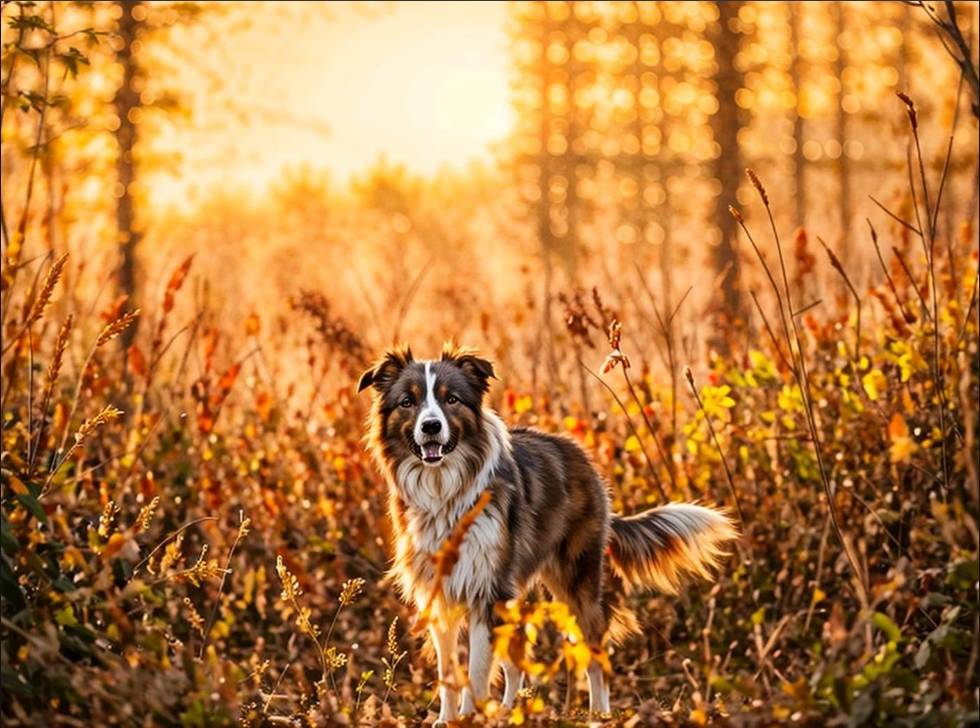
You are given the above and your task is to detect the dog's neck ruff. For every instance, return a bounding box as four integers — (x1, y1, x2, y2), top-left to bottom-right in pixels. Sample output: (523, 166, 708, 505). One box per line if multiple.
(390, 408, 511, 609)
(394, 408, 509, 525)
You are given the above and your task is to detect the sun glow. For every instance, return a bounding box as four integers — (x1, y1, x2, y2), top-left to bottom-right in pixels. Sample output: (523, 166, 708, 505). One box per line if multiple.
(152, 1, 514, 208)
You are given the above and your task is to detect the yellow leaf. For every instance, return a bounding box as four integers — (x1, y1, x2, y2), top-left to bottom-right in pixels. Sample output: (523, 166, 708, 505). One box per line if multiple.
(524, 622, 538, 644)
(514, 395, 533, 414)
(564, 639, 592, 678)
(624, 434, 641, 453)
(862, 369, 887, 400)
(888, 413, 917, 464)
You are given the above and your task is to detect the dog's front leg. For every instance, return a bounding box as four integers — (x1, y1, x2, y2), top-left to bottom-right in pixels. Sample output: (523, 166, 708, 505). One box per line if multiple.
(459, 615, 493, 715)
(430, 621, 461, 725)
(501, 660, 524, 708)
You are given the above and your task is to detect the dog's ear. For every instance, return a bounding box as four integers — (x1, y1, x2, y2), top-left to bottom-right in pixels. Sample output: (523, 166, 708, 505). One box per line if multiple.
(442, 343, 495, 393)
(357, 345, 414, 393)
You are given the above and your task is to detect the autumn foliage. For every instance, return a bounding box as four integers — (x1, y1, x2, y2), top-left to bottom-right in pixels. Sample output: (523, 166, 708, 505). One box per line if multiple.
(1, 2, 979, 727)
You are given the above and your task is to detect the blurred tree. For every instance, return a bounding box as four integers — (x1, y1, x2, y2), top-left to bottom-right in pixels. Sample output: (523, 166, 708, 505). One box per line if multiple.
(833, 1, 851, 254)
(708, 0, 745, 325)
(113, 0, 143, 344)
(789, 1, 806, 227)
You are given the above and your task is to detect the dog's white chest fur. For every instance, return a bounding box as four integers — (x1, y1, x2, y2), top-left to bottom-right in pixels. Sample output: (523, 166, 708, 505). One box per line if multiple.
(391, 412, 510, 609)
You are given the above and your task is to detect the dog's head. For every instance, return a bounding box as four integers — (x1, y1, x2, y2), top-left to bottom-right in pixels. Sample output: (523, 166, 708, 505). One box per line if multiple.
(358, 343, 495, 468)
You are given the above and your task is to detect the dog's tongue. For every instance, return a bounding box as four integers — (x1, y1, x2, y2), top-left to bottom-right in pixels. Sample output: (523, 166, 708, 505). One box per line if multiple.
(422, 442, 443, 460)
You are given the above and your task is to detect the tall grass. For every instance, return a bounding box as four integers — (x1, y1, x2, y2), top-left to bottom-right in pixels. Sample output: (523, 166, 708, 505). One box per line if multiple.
(1, 8, 977, 725)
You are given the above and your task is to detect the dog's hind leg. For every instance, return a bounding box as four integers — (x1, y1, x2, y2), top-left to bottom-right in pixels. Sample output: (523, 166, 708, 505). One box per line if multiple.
(501, 659, 524, 707)
(540, 530, 612, 715)
(460, 615, 493, 715)
(430, 619, 461, 725)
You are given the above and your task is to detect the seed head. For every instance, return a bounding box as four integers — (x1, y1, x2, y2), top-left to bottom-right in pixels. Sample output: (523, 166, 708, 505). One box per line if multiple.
(97, 308, 140, 347)
(339, 577, 365, 606)
(276, 554, 302, 601)
(745, 169, 768, 207)
(896, 91, 917, 130)
(25, 253, 68, 326)
(98, 500, 120, 538)
(46, 315, 73, 384)
(135, 496, 160, 532)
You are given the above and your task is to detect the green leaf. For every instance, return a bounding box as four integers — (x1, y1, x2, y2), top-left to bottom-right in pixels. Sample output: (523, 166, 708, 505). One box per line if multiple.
(55, 604, 78, 627)
(0, 553, 25, 613)
(871, 612, 901, 643)
(15, 493, 46, 524)
(0, 514, 20, 555)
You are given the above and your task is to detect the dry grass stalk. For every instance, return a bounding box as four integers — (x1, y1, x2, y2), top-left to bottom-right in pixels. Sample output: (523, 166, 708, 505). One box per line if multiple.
(867, 219, 915, 324)
(684, 367, 744, 526)
(28, 314, 73, 473)
(134, 496, 160, 533)
(580, 359, 667, 500)
(24, 252, 67, 327)
(740, 168, 868, 603)
(904, 94, 951, 494)
(97, 308, 140, 347)
(2, 253, 68, 357)
(45, 405, 124, 492)
(816, 237, 862, 361)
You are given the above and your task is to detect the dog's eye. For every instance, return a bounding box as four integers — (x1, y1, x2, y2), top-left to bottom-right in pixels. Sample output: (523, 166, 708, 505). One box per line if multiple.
(399, 396, 414, 408)
(446, 395, 459, 405)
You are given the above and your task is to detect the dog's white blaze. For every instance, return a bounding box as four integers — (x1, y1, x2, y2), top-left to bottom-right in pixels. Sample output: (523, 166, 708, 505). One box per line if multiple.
(414, 361, 449, 448)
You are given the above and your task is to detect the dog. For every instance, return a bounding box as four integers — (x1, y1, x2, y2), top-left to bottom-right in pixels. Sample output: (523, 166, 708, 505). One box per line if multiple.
(358, 343, 737, 724)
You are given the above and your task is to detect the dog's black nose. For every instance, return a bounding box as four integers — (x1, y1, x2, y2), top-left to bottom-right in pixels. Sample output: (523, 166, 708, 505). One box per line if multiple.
(421, 419, 442, 435)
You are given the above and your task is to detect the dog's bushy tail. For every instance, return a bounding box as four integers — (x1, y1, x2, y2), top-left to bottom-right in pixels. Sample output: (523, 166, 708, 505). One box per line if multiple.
(608, 503, 738, 595)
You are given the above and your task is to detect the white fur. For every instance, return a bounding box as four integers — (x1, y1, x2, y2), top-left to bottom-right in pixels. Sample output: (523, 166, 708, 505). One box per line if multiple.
(393, 408, 511, 609)
(501, 660, 524, 707)
(430, 620, 461, 723)
(460, 615, 493, 715)
(415, 362, 449, 454)
(393, 404, 512, 722)
(587, 661, 610, 714)
(656, 502, 731, 539)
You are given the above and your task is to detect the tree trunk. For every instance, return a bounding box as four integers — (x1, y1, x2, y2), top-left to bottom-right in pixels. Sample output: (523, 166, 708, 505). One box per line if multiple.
(834, 2, 852, 252)
(789, 2, 806, 228)
(709, 0, 745, 328)
(113, 1, 143, 345)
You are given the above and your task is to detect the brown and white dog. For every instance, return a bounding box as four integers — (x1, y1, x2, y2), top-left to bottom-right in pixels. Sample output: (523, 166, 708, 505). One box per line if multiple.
(358, 344, 737, 723)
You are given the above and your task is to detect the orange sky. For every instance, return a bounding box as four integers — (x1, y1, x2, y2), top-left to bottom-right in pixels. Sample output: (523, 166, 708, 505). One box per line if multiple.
(156, 1, 514, 207)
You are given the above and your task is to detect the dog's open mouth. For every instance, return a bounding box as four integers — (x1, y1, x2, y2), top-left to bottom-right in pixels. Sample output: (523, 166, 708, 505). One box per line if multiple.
(421, 441, 443, 464)
(411, 434, 457, 465)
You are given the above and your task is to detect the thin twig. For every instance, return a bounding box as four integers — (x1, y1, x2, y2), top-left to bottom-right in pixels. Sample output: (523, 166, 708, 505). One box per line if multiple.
(816, 236, 862, 361)
(868, 195, 922, 237)
(580, 360, 667, 500)
(198, 512, 250, 659)
(867, 218, 915, 324)
(684, 367, 745, 526)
